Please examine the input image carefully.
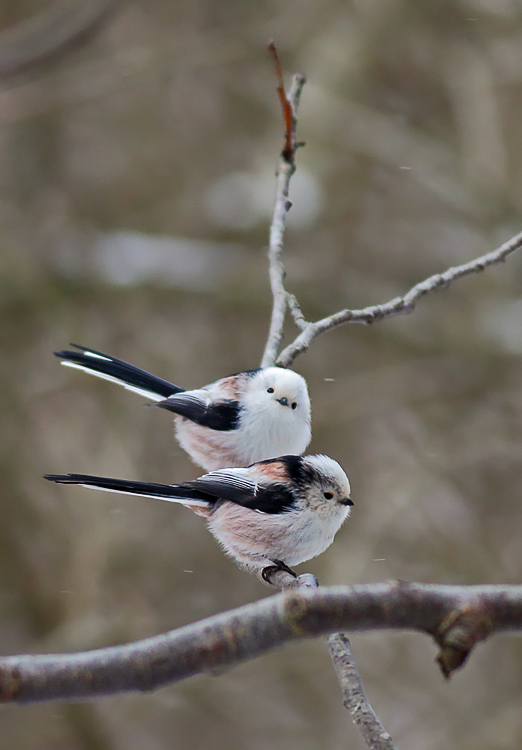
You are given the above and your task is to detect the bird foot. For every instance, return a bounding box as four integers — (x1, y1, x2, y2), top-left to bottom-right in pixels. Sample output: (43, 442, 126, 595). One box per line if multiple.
(261, 559, 297, 584)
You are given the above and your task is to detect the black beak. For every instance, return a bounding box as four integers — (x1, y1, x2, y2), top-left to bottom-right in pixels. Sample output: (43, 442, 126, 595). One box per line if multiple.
(277, 397, 289, 406)
(340, 498, 354, 506)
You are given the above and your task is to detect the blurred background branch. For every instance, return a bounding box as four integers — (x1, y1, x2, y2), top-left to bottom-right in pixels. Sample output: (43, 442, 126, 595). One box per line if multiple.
(0, 0, 122, 81)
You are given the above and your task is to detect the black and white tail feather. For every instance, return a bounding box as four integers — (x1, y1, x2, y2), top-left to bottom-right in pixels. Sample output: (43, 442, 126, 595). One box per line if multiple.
(44, 474, 211, 507)
(56, 344, 182, 401)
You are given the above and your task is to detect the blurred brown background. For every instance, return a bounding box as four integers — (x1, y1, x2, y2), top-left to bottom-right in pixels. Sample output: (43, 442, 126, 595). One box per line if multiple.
(1, 1, 522, 748)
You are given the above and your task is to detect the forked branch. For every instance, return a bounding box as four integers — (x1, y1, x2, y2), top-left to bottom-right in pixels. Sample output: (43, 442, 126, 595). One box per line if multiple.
(261, 52, 522, 368)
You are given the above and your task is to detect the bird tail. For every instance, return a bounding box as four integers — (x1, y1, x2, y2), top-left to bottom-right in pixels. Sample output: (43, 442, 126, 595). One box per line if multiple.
(55, 344, 184, 401)
(44, 473, 211, 508)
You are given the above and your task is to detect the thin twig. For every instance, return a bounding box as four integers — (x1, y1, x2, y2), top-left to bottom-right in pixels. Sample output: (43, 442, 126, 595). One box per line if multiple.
(0, 582, 520, 704)
(276, 229, 522, 367)
(260, 52, 522, 370)
(271, 572, 396, 750)
(286, 293, 308, 329)
(0, 0, 122, 81)
(261, 43, 306, 368)
(328, 633, 397, 750)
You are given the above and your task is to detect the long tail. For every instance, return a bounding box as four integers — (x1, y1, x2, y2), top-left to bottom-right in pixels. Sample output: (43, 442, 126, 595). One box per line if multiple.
(55, 344, 184, 401)
(44, 473, 210, 508)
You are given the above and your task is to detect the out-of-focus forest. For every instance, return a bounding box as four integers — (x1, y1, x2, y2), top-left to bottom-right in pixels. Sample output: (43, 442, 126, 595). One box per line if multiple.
(1, 1, 522, 748)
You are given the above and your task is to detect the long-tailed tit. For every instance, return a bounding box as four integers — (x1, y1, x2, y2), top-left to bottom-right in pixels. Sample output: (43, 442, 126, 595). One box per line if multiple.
(55, 345, 311, 472)
(45, 454, 352, 582)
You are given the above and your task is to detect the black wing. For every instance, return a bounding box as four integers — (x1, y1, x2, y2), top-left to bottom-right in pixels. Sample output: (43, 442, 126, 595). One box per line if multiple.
(55, 344, 183, 401)
(44, 474, 213, 507)
(182, 470, 296, 514)
(156, 393, 241, 431)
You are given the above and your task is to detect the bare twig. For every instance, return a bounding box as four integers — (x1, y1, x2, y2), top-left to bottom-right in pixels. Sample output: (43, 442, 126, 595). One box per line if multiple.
(286, 293, 307, 329)
(0, 0, 122, 81)
(276, 229, 522, 367)
(1, 582, 520, 705)
(270, 571, 396, 750)
(328, 633, 397, 750)
(261, 43, 306, 368)
(260, 52, 522, 371)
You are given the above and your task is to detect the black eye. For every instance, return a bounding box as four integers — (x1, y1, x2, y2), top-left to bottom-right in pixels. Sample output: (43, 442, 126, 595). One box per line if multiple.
(323, 491, 334, 500)
(267, 387, 274, 393)
(291, 402, 297, 410)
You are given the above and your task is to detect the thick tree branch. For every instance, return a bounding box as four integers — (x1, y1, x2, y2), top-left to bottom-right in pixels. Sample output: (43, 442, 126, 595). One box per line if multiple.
(276, 229, 522, 367)
(0, 0, 122, 81)
(1, 582, 521, 705)
(261, 43, 306, 368)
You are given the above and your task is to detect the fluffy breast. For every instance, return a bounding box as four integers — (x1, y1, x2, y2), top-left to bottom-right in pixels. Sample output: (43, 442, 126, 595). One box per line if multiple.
(207, 501, 347, 569)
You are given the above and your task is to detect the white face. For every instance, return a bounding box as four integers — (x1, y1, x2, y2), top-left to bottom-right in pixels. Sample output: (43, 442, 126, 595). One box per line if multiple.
(249, 367, 311, 422)
(236, 367, 311, 462)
